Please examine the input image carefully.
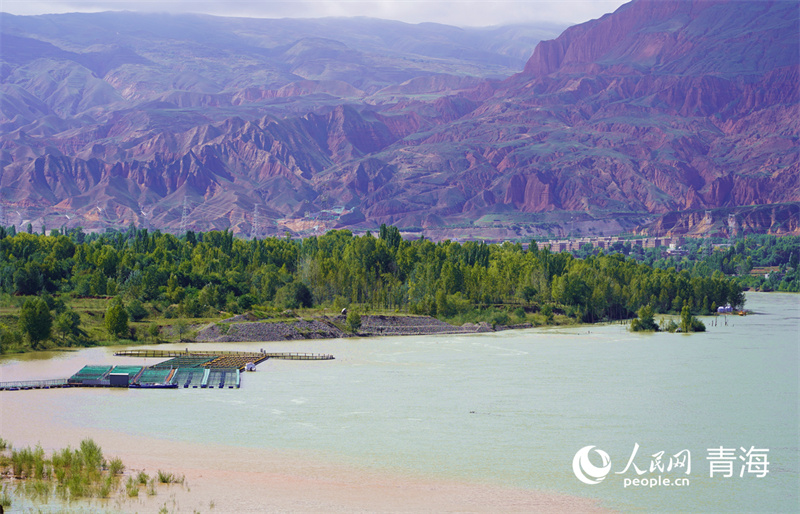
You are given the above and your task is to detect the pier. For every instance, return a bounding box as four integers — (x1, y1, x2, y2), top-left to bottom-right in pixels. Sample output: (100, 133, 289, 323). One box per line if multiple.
(0, 379, 70, 391)
(114, 349, 335, 362)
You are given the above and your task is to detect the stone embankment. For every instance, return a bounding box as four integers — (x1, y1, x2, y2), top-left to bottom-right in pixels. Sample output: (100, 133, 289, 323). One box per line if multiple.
(194, 315, 498, 342)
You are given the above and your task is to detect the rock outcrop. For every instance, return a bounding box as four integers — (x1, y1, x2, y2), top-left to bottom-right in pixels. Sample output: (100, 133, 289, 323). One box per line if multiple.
(1, 3, 797, 236)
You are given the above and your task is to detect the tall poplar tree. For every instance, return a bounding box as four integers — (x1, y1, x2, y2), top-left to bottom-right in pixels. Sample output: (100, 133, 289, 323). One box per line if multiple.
(19, 297, 52, 349)
(105, 297, 129, 339)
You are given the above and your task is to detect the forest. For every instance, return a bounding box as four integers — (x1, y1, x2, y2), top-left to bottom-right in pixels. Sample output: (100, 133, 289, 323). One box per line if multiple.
(584, 234, 799, 292)
(0, 223, 756, 352)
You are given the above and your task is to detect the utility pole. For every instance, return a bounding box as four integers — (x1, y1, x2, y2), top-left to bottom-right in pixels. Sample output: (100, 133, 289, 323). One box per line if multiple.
(251, 204, 260, 240)
(179, 196, 189, 235)
(728, 213, 737, 240)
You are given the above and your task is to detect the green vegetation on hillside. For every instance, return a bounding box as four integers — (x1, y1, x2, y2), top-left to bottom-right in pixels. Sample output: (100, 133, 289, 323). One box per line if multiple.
(585, 234, 799, 292)
(0, 224, 746, 353)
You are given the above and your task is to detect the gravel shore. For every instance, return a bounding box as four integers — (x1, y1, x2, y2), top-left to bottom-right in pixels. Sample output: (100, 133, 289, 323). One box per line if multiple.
(194, 314, 504, 342)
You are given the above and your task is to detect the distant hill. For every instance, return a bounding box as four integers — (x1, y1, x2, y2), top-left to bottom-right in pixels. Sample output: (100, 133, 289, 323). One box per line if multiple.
(0, 2, 797, 238)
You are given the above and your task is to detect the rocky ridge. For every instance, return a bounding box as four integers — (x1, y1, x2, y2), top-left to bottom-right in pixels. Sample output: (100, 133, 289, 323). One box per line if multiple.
(1, 2, 797, 237)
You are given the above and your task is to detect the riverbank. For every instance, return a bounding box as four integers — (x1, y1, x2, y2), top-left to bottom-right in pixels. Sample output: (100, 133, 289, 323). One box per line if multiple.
(193, 314, 519, 343)
(0, 389, 608, 513)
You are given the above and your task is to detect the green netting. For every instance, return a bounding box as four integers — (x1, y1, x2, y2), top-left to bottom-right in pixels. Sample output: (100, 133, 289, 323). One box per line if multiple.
(69, 366, 112, 381)
(206, 369, 239, 389)
(172, 369, 206, 388)
(110, 366, 142, 375)
(151, 357, 214, 369)
(137, 368, 172, 384)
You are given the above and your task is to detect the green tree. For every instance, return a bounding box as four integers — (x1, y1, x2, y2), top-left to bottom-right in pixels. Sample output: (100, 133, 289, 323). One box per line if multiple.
(105, 297, 129, 339)
(540, 304, 554, 325)
(680, 304, 706, 333)
(126, 299, 148, 322)
(346, 311, 362, 333)
(520, 285, 537, 304)
(55, 310, 82, 344)
(680, 304, 692, 333)
(0, 323, 24, 353)
(435, 289, 454, 317)
(631, 304, 658, 332)
(19, 297, 52, 349)
(174, 319, 190, 342)
(275, 282, 313, 309)
(146, 323, 160, 341)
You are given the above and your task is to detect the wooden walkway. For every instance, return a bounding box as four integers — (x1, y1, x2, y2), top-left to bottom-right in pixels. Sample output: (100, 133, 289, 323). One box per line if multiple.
(0, 379, 70, 391)
(114, 349, 334, 362)
(265, 352, 335, 360)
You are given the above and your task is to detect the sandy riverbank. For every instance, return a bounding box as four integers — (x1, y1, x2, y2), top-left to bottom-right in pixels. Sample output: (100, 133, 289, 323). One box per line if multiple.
(1, 390, 607, 513)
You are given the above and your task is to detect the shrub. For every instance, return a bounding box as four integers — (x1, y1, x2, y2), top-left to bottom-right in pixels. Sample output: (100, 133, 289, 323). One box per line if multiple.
(99, 475, 113, 498)
(237, 294, 256, 312)
(181, 296, 206, 318)
(491, 311, 510, 328)
(126, 299, 148, 321)
(0, 485, 11, 508)
(631, 305, 659, 332)
(691, 317, 706, 332)
(147, 477, 157, 495)
(0, 324, 24, 354)
(274, 282, 313, 310)
(661, 319, 679, 333)
(108, 457, 124, 475)
(540, 304, 554, 324)
(345, 311, 361, 333)
(126, 476, 139, 497)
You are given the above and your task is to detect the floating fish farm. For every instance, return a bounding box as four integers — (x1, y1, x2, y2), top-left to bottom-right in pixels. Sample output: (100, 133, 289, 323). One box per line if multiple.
(0, 350, 334, 391)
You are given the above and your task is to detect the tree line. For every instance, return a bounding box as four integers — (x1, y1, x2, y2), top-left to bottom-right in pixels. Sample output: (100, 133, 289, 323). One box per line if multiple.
(590, 234, 799, 292)
(0, 224, 747, 350)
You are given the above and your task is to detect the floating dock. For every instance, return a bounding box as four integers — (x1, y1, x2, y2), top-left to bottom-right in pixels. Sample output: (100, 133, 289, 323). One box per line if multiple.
(0, 379, 70, 391)
(1, 349, 332, 391)
(113, 349, 334, 363)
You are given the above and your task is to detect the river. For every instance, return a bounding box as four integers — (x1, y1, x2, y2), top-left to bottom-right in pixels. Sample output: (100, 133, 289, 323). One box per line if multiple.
(1, 292, 797, 512)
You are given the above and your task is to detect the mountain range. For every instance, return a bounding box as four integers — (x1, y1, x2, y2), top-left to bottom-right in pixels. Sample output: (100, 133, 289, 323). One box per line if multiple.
(1, 0, 798, 239)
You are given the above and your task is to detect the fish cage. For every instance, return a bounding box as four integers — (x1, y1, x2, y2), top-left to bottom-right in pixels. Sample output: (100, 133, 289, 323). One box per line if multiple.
(171, 368, 207, 388)
(68, 366, 113, 385)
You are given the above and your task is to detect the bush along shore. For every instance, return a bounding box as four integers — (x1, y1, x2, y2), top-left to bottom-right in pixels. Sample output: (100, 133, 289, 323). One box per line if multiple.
(0, 437, 185, 511)
(0, 225, 750, 353)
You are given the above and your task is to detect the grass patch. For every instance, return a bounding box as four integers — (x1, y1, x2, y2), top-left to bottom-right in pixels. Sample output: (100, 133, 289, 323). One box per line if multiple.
(125, 476, 139, 497)
(0, 438, 187, 508)
(157, 470, 184, 485)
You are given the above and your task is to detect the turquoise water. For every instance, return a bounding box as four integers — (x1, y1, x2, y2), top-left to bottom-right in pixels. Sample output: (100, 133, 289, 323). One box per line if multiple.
(2, 292, 798, 512)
